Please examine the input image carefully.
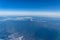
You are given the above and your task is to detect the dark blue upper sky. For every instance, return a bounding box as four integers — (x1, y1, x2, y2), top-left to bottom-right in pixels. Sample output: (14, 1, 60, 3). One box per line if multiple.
(0, 0, 59, 11)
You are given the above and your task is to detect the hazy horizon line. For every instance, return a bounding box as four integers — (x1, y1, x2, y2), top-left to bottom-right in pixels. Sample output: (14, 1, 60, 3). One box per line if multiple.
(0, 10, 59, 18)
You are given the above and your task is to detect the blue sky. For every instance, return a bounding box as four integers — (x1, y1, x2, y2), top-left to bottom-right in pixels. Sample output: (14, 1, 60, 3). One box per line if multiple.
(0, 0, 60, 17)
(0, 0, 59, 11)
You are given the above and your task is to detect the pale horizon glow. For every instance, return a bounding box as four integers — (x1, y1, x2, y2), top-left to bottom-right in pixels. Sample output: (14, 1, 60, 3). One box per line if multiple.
(0, 11, 59, 17)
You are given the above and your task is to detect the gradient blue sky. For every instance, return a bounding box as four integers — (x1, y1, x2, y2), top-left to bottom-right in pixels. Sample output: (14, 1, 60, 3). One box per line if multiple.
(0, 0, 59, 11)
(0, 0, 60, 17)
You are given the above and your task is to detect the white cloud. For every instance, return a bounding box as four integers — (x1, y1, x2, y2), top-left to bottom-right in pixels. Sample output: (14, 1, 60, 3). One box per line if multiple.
(0, 10, 59, 18)
(0, 17, 33, 21)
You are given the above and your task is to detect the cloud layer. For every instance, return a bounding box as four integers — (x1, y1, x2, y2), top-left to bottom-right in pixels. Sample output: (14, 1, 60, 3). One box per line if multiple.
(0, 10, 59, 17)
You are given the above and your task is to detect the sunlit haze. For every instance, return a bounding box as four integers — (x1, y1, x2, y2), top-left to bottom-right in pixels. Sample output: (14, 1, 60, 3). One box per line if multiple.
(0, 11, 59, 17)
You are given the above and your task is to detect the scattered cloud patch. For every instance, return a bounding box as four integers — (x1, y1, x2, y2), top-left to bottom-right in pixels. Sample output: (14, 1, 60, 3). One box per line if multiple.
(0, 17, 33, 21)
